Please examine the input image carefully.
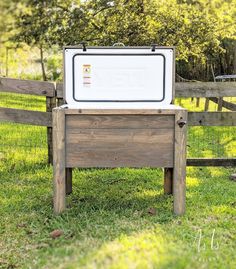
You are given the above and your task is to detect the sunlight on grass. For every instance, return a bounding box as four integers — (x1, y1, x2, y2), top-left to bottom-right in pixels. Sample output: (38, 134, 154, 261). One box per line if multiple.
(0, 94, 235, 268)
(82, 231, 175, 269)
(0, 92, 46, 111)
(186, 177, 199, 188)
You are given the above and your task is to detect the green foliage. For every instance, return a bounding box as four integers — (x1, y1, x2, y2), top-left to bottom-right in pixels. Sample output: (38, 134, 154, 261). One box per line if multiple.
(1, 0, 236, 80)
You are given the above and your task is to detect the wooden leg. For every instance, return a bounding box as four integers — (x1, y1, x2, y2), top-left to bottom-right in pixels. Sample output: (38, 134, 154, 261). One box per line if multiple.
(173, 110, 187, 215)
(66, 168, 72, 195)
(164, 168, 173, 194)
(53, 108, 66, 214)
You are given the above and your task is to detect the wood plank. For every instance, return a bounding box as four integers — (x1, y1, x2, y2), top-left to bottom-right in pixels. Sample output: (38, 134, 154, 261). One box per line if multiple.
(66, 128, 174, 144)
(55, 82, 236, 99)
(53, 108, 66, 213)
(66, 146, 174, 168)
(0, 107, 52, 127)
(175, 82, 236, 97)
(64, 107, 183, 115)
(0, 77, 55, 97)
(188, 112, 236, 126)
(187, 158, 236, 166)
(173, 110, 187, 215)
(66, 115, 174, 129)
(66, 128, 174, 168)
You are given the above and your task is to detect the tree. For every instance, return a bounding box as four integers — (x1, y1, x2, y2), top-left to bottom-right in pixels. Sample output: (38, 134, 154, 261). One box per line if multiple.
(8, 0, 236, 80)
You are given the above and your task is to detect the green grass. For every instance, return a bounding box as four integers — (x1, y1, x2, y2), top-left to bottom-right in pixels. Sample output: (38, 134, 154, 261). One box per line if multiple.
(0, 95, 235, 269)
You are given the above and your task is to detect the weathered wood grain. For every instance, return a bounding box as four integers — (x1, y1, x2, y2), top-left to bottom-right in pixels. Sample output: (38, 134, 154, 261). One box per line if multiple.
(0, 77, 55, 97)
(64, 107, 185, 115)
(56, 81, 236, 99)
(66, 127, 174, 168)
(188, 112, 236, 126)
(175, 82, 236, 97)
(173, 109, 187, 215)
(66, 146, 174, 168)
(187, 158, 236, 166)
(0, 107, 52, 126)
(66, 128, 174, 144)
(53, 108, 66, 214)
(66, 115, 174, 129)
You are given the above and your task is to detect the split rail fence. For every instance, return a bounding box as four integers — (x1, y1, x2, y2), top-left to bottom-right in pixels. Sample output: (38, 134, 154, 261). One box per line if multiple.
(0, 77, 235, 166)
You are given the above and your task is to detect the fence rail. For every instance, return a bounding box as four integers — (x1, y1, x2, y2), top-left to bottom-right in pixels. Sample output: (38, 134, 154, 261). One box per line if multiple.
(0, 77, 235, 166)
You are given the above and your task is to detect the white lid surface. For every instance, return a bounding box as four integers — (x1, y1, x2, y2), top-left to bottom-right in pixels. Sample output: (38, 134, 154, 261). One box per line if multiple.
(64, 47, 174, 108)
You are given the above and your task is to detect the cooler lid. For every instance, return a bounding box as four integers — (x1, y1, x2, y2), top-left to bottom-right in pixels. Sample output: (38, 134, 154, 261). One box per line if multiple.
(64, 46, 174, 107)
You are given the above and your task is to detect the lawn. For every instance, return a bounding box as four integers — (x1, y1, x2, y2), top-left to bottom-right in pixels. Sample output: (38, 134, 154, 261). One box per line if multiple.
(0, 94, 235, 269)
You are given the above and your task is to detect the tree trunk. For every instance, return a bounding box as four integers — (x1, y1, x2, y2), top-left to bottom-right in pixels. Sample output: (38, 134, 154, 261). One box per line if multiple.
(40, 46, 47, 81)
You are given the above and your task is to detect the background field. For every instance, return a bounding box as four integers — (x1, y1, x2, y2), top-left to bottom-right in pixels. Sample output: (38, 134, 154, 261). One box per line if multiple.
(0, 94, 235, 269)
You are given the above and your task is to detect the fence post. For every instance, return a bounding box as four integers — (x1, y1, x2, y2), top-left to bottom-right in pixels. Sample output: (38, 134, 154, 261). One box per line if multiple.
(204, 98, 209, 111)
(217, 97, 223, 111)
(46, 95, 56, 164)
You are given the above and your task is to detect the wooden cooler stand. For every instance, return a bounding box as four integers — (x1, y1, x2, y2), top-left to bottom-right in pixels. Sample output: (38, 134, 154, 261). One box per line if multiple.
(53, 107, 187, 215)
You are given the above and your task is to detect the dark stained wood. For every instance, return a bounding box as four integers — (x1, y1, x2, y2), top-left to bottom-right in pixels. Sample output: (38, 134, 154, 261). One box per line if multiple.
(187, 158, 236, 166)
(164, 168, 173, 195)
(175, 82, 236, 97)
(66, 168, 72, 195)
(173, 109, 187, 215)
(0, 77, 55, 97)
(66, 128, 174, 168)
(53, 108, 66, 214)
(188, 112, 236, 126)
(66, 115, 174, 129)
(0, 107, 52, 126)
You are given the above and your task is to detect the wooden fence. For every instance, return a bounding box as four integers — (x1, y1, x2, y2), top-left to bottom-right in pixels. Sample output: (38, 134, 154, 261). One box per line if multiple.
(0, 77, 236, 166)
